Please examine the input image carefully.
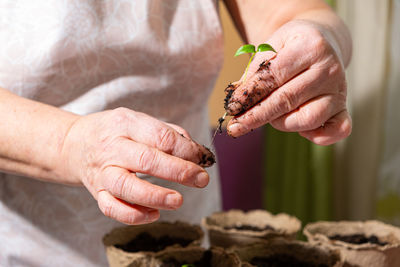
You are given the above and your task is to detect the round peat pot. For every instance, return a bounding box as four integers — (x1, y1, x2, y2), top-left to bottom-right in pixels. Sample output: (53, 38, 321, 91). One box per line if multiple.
(201, 209, 301, 248)
(103, 221, 204, 267)
(304, 220, 400, 267)
(127, 246, 244, 267)
(231, 238, 342, 267)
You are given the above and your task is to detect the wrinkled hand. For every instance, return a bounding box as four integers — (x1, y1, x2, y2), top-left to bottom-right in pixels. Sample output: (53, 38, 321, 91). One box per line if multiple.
(59, 108, 215, 225)
(225, 20, 351, 145)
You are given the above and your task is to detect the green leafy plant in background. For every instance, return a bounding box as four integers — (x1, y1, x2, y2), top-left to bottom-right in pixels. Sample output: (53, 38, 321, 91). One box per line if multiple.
(234, 43, 276, 82)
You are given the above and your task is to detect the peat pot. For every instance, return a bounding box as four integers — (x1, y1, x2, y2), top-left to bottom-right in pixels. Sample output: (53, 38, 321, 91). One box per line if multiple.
(304, 220, 400, 267)
(103, 221, 204, 267)
(122, 246, 244, 267)
(231, 238, 342, 267)
(201, 209, 301, 248)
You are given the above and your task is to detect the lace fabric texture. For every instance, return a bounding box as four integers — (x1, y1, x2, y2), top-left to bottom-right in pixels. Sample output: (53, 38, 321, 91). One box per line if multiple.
(0, 1, 223, 266)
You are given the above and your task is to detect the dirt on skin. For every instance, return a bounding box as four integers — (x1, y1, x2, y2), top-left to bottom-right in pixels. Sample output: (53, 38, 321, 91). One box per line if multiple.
(114, 232, 193, 253)
(224, 60, 276, 116)
(224, 82, 239, 111)
(198, 145, 216, 166)
(176, 133, 215, 167)
(329, 234, 388, 246)
(249, 254, 330, 267)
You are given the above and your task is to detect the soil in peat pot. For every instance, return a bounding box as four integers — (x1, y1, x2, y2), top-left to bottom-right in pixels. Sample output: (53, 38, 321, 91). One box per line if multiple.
(249, 254, 329, 267)
(222, 224, 275, 232)
(160, 250, 213, 267)
(114, 232, 193, 253)
(329, 234, 388, 246)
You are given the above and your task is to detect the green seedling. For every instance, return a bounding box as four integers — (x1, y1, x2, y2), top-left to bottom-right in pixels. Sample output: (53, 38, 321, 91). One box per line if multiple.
(234, 43, 276, 82)
(211, 43, 276, 145)
(181, 264, 195, 267)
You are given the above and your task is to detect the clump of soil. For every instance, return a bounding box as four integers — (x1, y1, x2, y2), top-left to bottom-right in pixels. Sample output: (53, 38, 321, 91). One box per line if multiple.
(329, 234, 388, 246)
(160, 250, 213, 267)
(249, 254, 329, 267)
(114, 232, 192, 253)
(258, 60, 271, 70)
(215, 115, 226, 134)
(198, 145, 216, 166)
(223, 83, 237, 111)
(223, 224, 275, 232)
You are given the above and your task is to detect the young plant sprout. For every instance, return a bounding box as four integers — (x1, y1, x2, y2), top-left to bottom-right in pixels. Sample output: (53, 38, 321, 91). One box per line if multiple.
(234, 43, 276, 82)
(210, 43, 276, 145)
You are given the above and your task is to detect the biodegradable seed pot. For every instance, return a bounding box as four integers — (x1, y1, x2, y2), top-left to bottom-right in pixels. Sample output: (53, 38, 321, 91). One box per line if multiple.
(126, 246, 244, 267)
(230, 238, 342, 267)
(201, 209, 301, 248)
(304, 220, 400, 267)
(102, 221, 204, 267)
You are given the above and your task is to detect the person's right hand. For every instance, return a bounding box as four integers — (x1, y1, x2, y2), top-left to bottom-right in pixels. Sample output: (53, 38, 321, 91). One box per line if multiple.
(57, 108, 215, 225)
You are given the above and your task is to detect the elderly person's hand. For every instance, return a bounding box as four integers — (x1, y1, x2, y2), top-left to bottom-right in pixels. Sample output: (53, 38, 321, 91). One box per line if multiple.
(59, 108, 215, 224)
(0, 88, 215, 226)
(224, 0, 352, 146)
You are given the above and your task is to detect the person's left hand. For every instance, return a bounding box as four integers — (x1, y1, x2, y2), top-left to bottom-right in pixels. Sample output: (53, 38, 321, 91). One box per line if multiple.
(225, 20, 351, 145)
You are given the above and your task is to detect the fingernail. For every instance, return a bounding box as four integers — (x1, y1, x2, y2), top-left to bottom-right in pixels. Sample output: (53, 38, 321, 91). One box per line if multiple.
(165, 193, 182, 208)
(195, 172, 209, 188)
(228, 123, 248, 136)
(146, 210, 159, 222)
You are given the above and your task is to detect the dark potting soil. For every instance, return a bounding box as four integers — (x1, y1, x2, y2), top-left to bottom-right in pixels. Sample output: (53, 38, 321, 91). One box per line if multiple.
(160, 250, 212, 267)
(249, 254, 329, 267)
(223, 83, 236, 111)
(215, 115, 226, 135)
(115, 232, 193, 253)
(198, 146, 216, 166)
(329, 234, 388, 246)
(223, 224, 275, 232)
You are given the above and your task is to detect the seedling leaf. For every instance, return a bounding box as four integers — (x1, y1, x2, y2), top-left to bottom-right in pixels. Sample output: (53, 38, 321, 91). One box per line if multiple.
(234, 43, 276, 83)
(234, 44, 256, 57)
(257, 43, 276, 53)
